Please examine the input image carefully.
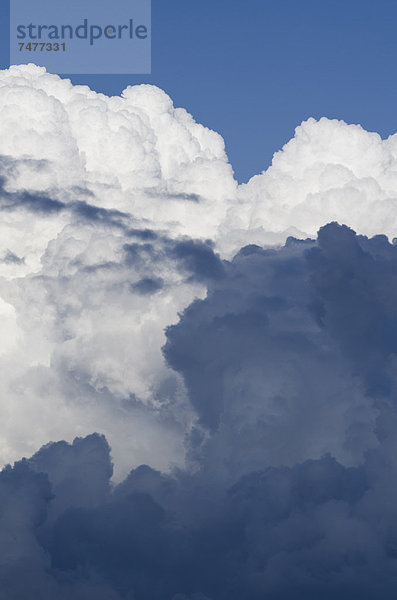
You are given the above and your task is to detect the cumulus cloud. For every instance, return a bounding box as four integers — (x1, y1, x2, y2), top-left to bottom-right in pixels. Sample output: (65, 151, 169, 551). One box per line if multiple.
(222, 116, 397, 254)
(0, 63, 242, 477)
(1, 224, 397, 598)
(164, 224, 397, 482)
(2, 64, 397, 597)
(0, 64, 236, 239)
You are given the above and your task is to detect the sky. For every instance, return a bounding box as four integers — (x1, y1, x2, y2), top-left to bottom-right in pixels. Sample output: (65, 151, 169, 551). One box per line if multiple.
(2, 0, 397, 182)
(2, 2, 397, 599)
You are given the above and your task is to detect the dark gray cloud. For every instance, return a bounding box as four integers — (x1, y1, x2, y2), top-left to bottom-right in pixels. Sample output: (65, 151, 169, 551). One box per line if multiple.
(2, 223, 397, 598)
(131, 277, 164, 295)
(166, 239, 225, 282)
(0, 436, 395, 599)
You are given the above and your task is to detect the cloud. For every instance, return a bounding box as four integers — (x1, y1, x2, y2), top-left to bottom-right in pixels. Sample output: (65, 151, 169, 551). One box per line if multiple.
(0, 63, 241, 478)
(164, 223, 384, 482)
(0, 64, 395, 478)
(222, 117, 397, 255)
(2, 64, 397, 597)
(0, 432, 395, 598)
(1, 224, 397, 598)
(0, 64, 237, 239)
(0, 208, 208, 478)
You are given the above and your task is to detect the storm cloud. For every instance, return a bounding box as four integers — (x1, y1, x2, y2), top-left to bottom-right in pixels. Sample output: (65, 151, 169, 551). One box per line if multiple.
(1, 224, 397, 597)
(1, 65, 397, 597)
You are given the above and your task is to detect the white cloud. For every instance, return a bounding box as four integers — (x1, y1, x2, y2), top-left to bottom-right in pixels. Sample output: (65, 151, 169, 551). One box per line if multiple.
(1, 63, 397, 480)
(223, 116, 397, 254)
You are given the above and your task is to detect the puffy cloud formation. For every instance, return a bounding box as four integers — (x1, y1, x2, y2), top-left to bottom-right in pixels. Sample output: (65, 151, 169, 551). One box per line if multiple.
(223, 116, 397, 254)
(0, 64, 238, 477)
(2, 64, 397, 597)
(0, 64, 236, 243)
(1, 224, 397, 598)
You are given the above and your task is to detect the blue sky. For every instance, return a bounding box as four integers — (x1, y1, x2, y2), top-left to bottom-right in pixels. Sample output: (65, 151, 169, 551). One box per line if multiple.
(2, 0, 397, 182)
